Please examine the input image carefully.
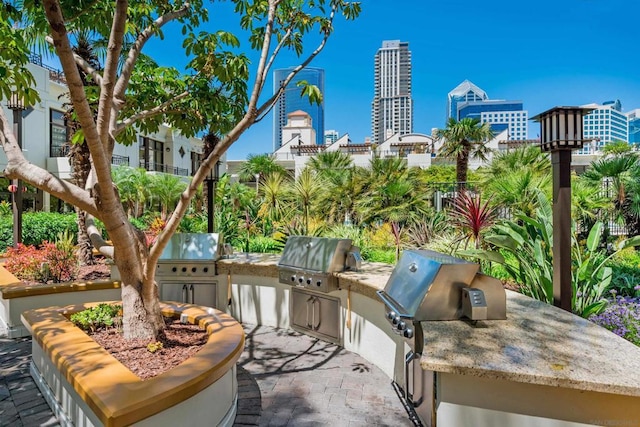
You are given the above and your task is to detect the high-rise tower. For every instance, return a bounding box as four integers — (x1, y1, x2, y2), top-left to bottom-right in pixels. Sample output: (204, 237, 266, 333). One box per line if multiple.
(273, 67, 325, 151)
(371, 40, 413, 144)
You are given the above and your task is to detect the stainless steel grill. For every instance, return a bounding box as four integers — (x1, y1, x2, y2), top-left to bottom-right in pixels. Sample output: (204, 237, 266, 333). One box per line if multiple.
(156, 233, 221, 307)
(377, 250, 506, 426)
(277, 236, 361, 293)
(278, 236, 361, 345)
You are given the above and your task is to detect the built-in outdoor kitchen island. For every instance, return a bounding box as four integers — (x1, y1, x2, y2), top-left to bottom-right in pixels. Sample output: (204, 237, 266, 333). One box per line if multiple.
(3, 235, 640, 426)
(217, 239, 640, 427)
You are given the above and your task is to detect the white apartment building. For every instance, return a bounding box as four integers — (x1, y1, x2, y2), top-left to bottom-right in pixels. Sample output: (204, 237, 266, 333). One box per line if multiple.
(0, 57, 206, 212)
(371, 40, 413, 144)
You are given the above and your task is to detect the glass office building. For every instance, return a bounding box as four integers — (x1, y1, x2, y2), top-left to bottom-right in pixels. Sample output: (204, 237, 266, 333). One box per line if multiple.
(458, 100, 528, 140)
(447, 80, 488, 120)
(581, 100, 629, 154)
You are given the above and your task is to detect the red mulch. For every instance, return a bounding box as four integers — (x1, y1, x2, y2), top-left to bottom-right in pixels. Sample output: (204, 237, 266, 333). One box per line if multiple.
(88, 318, 208, 380)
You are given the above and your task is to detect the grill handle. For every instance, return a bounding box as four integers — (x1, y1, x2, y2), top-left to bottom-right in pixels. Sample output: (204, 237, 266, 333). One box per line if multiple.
(376, 290, 410, 318)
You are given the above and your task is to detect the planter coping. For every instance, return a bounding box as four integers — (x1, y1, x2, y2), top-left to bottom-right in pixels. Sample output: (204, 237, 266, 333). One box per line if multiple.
(0, 265, 19, 286)
(21, 301, 244, 427)
(1, 280, 121, 299)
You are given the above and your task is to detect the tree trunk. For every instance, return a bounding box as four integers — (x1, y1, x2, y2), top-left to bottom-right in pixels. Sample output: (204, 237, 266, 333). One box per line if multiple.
(75, 209, 96, 265)
(456, 147, 470, 190)
(116, 255, 164, 340)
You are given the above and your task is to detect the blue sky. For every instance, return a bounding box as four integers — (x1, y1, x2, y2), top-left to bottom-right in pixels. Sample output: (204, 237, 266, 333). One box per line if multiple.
(146, 0, 640, 160)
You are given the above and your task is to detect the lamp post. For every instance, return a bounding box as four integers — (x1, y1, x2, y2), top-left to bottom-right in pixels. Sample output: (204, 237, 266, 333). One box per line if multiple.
(7, 93, 26, 248)
(532, 106, 593, 312)
(206, 161, 220, 233)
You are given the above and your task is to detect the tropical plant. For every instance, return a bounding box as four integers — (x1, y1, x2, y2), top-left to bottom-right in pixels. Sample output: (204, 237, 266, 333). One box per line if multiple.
(356, 160, 429, 260)
(467, 192, 640, 317)
(238, 154, 286, 186)
(148, 173, 187, 220)
(288, 168, 324, 235)
(0, 0, 361, 340)
(435, 117, 494, 186)
(448, 191, 497, 250)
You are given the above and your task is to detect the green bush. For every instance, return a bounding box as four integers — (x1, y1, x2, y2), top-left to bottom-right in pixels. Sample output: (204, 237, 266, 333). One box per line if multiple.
(21, 212, 78, 248)
(608, 249, 640, 297)
(70, 304, 122, 332)
(248, 236, 282, 253)
(363, 248, 396, 264)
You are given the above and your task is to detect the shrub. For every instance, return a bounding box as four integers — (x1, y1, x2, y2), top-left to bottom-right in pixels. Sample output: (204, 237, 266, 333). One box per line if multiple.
(589, 297, 640, 347)
(364, 248, 396, 264)
(608, 248, 640, 297)
(70, 304, 122, 332)
(3, 232, 79, 283)
(248, 236, 282, 253)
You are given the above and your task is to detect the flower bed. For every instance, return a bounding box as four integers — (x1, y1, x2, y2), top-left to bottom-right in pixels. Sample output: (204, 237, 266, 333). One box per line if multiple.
(589, 297, 640, 346)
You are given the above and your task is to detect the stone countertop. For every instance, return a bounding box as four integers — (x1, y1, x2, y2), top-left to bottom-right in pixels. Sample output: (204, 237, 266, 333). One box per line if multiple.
(219, 254, 640, 398)
(420, 290, 640, 397)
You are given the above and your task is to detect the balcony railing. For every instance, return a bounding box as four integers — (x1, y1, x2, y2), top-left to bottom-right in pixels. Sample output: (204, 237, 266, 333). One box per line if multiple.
(139, 160, 189, 176)
(111, 154, 130, 166)
(29, 52, 66, 85)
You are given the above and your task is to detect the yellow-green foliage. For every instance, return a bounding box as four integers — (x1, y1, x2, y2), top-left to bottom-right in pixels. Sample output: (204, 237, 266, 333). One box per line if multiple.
(367, 223, 395, 249)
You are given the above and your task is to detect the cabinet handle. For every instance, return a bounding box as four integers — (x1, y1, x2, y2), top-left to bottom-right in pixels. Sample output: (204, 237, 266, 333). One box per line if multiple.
(182, 284, 188, 303)
(190, 284, 195, 304)
(306, 296, 314, 328)
(313, 297, 321, 330)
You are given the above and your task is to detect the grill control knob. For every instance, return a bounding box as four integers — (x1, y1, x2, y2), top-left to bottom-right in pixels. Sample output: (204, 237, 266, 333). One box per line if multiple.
(172, 267, 177, 273)
(397, 321, 406, 331)
(392, 315, 401, 326)
(181, 267, 187, 273)
(291, 276, 296, 282)
(192, 267, 197, 273)
(203, 267, 209, 273)
(306, 278, 311, 285)
(298, 277, 304, 284)
(403, 328, 414, 339)
(316, 280, 322, 287)
(387, 311, 396, 321)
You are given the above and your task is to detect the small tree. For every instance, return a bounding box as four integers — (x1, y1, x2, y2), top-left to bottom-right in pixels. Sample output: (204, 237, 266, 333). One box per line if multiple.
(0, 0, 360, 339)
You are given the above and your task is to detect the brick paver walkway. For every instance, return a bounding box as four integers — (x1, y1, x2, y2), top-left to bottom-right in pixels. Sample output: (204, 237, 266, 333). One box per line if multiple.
(0, 324, 411, 427)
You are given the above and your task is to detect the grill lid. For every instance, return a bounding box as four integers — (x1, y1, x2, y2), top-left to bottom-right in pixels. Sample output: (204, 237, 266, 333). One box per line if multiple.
(278, 236, 353, 273)
(159, 233, 221, 261)
(380, 250, 479, 320)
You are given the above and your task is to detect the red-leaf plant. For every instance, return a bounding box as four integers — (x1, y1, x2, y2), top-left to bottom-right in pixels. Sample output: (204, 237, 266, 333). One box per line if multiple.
(449, 190, 498, 250)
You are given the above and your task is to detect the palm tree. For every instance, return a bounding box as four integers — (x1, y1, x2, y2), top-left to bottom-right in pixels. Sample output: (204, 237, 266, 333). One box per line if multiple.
(436, 117, 494, 187)
(356, 162, 428, 260)
(66, 32, 103, 265)
(288, 168, 324, 235)
(238, 154, 285, 188)
(148, 173, 187, 220)
(307, 151, 353, 178)
(258, 171, 290, 231)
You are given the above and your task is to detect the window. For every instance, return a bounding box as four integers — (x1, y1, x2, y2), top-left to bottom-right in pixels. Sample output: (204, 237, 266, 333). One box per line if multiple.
(139, 137, 165, 172)
(50, 110, 69, 157)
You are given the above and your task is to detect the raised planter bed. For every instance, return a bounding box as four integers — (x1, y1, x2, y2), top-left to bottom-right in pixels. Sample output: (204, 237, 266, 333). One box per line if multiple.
(22, 301, 244, 427)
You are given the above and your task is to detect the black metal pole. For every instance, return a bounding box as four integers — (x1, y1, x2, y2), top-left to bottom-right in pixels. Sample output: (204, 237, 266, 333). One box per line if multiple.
(551, 149, 572, 312)
(207, 178, 214, 233)
(12, 110, 23, 248)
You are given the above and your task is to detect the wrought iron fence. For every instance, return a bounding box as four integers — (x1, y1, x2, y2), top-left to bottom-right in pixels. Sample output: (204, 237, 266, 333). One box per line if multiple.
(139, 160, 189, 176)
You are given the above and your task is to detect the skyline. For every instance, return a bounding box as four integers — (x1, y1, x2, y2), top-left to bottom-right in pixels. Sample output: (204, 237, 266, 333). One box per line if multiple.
(116, 1, 640, 159)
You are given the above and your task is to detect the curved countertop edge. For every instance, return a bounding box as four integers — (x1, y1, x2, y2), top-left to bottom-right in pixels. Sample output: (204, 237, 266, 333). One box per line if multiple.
(222, 254, 640, 399)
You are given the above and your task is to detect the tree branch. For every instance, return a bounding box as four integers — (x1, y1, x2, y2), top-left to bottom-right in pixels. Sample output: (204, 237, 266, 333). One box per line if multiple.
(0, 108, 98, 216)
(255, 5, 337, 121)
(113, 91, 190, 136)
(113, 3, 191, 103)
